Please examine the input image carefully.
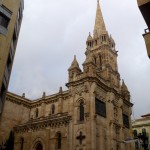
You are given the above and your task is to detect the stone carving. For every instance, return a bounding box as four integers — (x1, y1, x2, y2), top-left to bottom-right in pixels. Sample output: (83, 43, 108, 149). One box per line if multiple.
(14, 114, 71, 133)
(95, 88, 106, 102)
(72, 84, 89, 96)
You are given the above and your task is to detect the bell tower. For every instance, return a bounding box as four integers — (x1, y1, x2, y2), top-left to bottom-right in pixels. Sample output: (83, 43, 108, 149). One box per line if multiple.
(84, 0, 120, 88)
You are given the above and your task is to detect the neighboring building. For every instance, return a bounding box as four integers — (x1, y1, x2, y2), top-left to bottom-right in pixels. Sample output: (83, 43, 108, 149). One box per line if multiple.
(132, 113, 150, 149)
(0, 0, 24, 114)
(137, 0, 150, 58)
(0, 1, 133, 150)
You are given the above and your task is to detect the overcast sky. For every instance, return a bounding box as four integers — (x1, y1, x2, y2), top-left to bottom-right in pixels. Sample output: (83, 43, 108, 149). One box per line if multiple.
(9, 0, 150, 119)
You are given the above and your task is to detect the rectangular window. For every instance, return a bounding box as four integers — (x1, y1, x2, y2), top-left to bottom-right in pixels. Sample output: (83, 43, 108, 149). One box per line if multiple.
(0, 83, 7, 114)
(0, 5, 11, 35)
(12, 29, 17, 49)
(123, 114, 129, 128)
(0, 12, 9, 28)
(95, 98, 106, 118)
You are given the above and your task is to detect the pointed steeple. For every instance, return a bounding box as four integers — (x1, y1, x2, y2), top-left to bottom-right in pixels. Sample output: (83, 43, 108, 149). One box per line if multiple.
(121, 80, 128, 92)
(87, 32, 93, 41)
(68, 55, 81, 71)
(121, 80, 130, 101)
(68, 55, 82, 82)
(94, 0, 107, 37)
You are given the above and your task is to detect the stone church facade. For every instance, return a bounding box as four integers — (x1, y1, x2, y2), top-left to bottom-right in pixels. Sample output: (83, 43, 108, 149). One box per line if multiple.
(0, 1, 133, 150)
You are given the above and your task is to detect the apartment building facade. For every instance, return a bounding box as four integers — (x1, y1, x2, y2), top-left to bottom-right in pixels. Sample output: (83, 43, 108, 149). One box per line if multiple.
(0, 0, 24, 114)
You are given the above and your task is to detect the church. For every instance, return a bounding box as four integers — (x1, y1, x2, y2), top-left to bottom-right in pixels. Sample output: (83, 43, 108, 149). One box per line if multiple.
(0, 1, 133, 150)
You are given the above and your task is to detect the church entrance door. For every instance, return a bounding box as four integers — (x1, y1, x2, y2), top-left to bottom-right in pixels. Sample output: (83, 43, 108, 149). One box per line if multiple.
(36, 143, 43, 150)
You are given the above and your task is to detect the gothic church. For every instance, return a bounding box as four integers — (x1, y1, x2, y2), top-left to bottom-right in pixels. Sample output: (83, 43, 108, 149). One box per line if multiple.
(0, 1, 133, 150)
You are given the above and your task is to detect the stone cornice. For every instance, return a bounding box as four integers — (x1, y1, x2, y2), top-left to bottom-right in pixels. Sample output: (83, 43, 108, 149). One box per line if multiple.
(14, 113, 72, 133)
(123, 99, 133, 107)
(6, 90, 70, 108)
(132, 123, 150, 128)
(66, 75, 121, 98)
(6, 92, 32, 108)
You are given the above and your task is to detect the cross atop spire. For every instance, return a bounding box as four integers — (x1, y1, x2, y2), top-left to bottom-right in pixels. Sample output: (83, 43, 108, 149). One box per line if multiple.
(94, 0, 106, 37)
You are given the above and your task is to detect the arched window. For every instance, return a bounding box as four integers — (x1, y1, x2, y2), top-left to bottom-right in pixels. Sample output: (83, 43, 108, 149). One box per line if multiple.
(35, 108, 38, 118)
(36, 143, 43, 150)
(20, 137, 24, 150)
(99, 55, 102, 69)
(80, 102, 84, 121)
(51, 104, 55, 114)
(57, 133, 61, 149)
(142, 128, 146, 136)
(104, 35, 106, 41)
(114, 107, 118, 120)
(133, 130, 138, 138)
(116, 143, 119, 150)
(94, 57, 96, 64)
(142, 128, 146, 133)
(95, 40, 97, 45)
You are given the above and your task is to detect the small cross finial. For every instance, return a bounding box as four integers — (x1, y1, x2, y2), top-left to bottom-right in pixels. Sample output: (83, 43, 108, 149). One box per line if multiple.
(97, 0, 99, 4)
(22, 93, 25, 98)
(42, 92, 46, 98)
(59, 86, 63, 93)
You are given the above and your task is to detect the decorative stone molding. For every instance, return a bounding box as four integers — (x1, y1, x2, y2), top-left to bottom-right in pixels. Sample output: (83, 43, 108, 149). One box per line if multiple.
(109, 120, 122, 128)
(95, 88, 106, 102)
(75, 98, 86, 107)
(6, 91, 71, 111)
(85, 112, 89, 117)
(72, 84, 89, 96)
(14, 113, 71, 133)
(6, 97, 31, 108)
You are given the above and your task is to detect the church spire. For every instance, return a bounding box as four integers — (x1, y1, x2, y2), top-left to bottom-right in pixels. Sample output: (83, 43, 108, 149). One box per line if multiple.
(68, 55, 80, 70)
(94, 0, 106, 37)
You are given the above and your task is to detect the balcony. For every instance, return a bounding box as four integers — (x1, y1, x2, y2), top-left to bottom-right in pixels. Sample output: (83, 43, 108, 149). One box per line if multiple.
(143, 28, 150, 58)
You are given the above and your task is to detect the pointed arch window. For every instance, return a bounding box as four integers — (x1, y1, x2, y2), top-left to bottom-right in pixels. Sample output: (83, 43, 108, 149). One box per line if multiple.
(51, 104, 55, 114)
(94, 57, 96, 64)
(95, 40, 97, 45)
(99, 55, 102, 69)
(57, 132, 61, 150)
(20, 137, 24, 150)
(80, 102, 84, 121)
(36, 143, 43, 150)
(35, 108, 38, 118)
